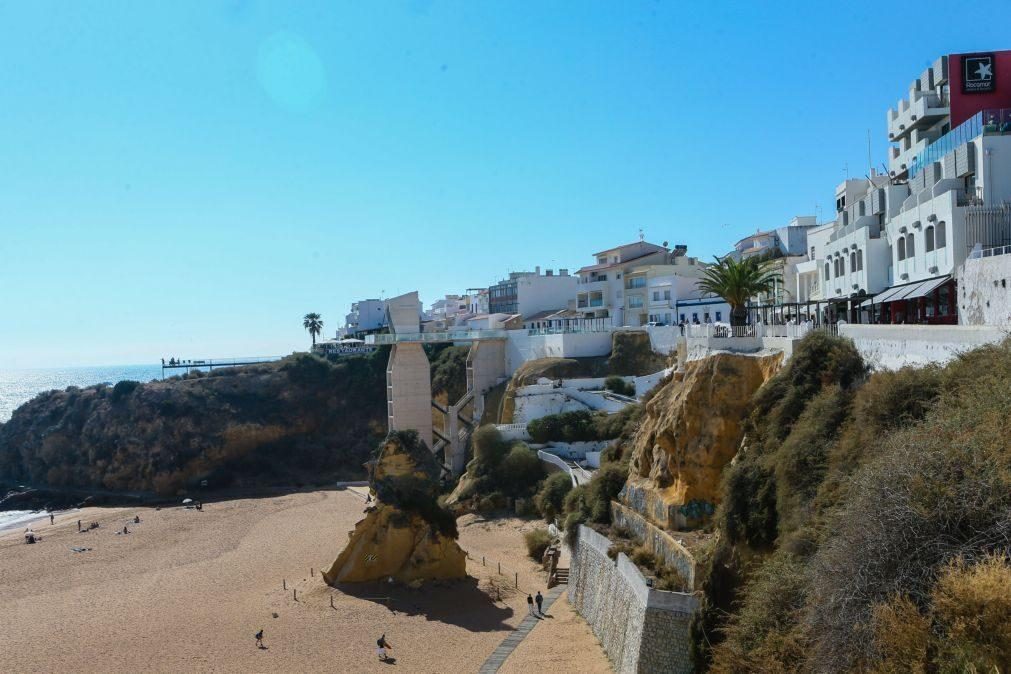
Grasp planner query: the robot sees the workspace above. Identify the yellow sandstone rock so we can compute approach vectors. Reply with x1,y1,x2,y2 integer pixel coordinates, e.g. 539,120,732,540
323,430,466,585
622,352,782,529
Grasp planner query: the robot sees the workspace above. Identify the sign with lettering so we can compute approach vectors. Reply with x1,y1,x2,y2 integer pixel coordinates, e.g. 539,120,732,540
963,53,996,93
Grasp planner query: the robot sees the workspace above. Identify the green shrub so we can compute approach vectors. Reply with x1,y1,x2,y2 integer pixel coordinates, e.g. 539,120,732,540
497,444,545,495
535,472,573,521
524,528,553,561
470,426,511,475
111,380,140,401
527,406,641,444
605,375,635,396
431,346,469,404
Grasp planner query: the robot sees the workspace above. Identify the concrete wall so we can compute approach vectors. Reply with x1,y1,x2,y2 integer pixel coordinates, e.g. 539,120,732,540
611,502,697,590
512,384,627,425
569,525,697,674
505,330,614,373
839,323,1007,369
958,252,1011,326
386,343,433,449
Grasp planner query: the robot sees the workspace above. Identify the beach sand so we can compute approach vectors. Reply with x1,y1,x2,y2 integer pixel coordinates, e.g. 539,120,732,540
0,489,610,673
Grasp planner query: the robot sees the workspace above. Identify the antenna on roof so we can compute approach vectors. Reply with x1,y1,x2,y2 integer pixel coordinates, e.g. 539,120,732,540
638,228,645,242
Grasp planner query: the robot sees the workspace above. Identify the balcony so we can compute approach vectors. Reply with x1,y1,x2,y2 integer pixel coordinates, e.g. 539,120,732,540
909,108,1011,177
888,89,949,142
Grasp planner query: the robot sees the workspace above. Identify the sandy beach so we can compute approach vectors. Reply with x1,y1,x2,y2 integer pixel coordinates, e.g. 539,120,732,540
0,488,610,673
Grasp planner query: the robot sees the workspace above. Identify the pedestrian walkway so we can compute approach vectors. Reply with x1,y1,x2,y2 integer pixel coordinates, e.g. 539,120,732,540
478,585,566,673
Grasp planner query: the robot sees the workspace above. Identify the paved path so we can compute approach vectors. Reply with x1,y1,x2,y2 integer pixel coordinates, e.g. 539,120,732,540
478,585,566,673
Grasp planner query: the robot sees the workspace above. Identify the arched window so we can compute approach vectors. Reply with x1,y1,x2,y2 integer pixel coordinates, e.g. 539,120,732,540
937,221,947,248
824,263,830,280
841,256,846,275
906,233,915,257
925,226,935,252
858,250,864,271
850,251,857,272
898,237,906,260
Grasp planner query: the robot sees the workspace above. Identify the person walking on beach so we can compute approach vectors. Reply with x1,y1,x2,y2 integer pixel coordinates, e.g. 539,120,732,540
255,630,265,649
50,513,54,525
535,591,544,616
77,519,81,532
376,633,392,661
527,594,535,617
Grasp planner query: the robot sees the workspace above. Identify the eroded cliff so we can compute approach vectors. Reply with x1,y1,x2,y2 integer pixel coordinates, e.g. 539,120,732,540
621,351,782,529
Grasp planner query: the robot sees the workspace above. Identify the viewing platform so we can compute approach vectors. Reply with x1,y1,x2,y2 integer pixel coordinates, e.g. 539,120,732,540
160,356,280,375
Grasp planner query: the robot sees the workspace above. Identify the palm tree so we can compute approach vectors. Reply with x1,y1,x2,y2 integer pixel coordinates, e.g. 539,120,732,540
697,256,780,326
303,312,324,346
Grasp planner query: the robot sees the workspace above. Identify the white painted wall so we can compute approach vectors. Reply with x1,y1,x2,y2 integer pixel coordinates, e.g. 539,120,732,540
958,252,1011,326
505,330,613,373
839,323,1008,369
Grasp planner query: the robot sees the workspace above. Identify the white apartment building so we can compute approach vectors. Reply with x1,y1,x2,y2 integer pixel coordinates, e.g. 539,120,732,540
575,241,672,326
799,51,1011,325
622,253,709,326
341,298,388,337
487,267,577,318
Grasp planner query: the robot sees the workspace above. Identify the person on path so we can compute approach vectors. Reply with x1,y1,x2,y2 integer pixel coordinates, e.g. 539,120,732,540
376,634,392,661
77,520,81,532
50,513,54,525
535,591,544,615
255,630,265,649
527,594,536,617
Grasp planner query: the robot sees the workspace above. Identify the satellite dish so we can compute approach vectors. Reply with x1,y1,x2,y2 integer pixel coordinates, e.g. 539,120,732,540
662,240,669,247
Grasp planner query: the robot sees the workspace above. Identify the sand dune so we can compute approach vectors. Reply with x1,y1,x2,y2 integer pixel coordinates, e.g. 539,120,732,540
0,489,609,673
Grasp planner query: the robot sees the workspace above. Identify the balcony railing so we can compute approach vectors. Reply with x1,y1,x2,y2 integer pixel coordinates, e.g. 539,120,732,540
367,330,508,344
910,108,1011,177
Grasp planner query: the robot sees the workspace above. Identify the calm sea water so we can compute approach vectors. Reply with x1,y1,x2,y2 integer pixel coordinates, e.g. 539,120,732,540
0,365,165,423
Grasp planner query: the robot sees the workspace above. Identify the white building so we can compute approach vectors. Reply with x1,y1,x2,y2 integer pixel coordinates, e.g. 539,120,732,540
488,267,577,318
341,298,388,337
623,254,710,326
575,241,675,326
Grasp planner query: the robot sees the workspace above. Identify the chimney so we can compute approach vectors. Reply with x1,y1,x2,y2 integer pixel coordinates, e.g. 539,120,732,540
535,266,541,275
560,268,569,276
546,269,554,276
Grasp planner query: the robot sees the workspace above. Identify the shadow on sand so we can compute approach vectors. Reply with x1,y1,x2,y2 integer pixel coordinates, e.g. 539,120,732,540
337,577,515,633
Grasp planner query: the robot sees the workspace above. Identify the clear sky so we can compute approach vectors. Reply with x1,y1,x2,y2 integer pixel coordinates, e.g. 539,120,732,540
2,1,1009,367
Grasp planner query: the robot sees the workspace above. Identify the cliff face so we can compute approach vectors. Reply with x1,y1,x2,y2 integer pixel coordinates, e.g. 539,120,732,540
324,431,465,584
0,353,388,495
621,352,782,529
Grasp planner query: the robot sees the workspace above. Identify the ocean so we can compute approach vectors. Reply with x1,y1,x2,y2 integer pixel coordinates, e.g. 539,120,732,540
0,364,165,423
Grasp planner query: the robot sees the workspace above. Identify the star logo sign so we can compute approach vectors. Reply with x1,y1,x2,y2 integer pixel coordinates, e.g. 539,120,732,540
963,54,997,93
976,61,993,81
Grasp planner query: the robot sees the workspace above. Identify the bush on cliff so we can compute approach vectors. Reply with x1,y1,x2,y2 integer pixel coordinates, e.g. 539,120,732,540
454,426,546,504
561,462,628,545
429,345,469,405
526,405,641,444
604,375,635,397
698,337,1011,673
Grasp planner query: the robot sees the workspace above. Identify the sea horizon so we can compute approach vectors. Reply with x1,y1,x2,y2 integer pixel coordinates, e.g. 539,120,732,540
0,364,165,423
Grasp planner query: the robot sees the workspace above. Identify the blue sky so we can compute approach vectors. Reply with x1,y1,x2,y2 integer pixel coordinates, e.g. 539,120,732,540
1,1,1008,367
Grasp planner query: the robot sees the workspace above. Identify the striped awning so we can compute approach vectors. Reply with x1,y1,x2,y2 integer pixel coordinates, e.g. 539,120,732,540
859,275,951,306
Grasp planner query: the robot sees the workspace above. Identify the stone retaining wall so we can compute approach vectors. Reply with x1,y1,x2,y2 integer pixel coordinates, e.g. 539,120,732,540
568,525,697,673
611,501,698,590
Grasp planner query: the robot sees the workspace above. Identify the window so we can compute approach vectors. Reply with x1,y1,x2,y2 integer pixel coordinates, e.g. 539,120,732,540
703,312,710,322
652,291,660,301
679,313,686,322
898,237,906,260
937,221,946,248
824,263,830,280
810,246,815,259
850,251,857,272
692,312,699,322
628,277,646,289
663,289,671,300
715,311,722,321
925,226,935,252
857,250,863,271
628,295,643,308
906,233,915,257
